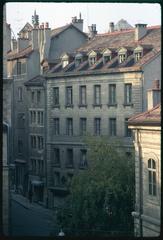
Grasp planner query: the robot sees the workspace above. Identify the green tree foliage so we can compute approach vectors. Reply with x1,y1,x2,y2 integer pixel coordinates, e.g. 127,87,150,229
56,136,135,236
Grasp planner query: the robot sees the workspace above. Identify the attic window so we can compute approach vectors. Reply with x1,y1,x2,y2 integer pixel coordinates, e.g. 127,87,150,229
102,49,112,64
61,54,69,68
75,53,83,67
119,54,126,63
134,46,143,62
88,50,97,66
62,59,69,68
118,48,127,63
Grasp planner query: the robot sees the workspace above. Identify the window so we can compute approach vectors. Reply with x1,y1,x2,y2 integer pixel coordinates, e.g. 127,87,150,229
148,159,157,196
94,118,101,136
89,56,96,66
30,111,36,124
31,135,36,149
31,159,36,174
103,55,111,64
18,138,23,154
79,86,87,106
80,118,87,135
18,87,23,101
109,118,116,136
124,84,132,104
109,84,116,105
66,118,73,136
54,172,60,186
62,60,69,68
38,111,44,125
125,118,132,137
38,136,44,150
53,87,59,106
37,90,41,103
53,148,60,165
135,52,142,62
31,91,35,103
119,54,126,63
54,118,60,135
17,62,21,75
79,150,87,168
17,113,25,128
38,160,44,175
66,86,73,106
94,85,101,105
66,149,73,167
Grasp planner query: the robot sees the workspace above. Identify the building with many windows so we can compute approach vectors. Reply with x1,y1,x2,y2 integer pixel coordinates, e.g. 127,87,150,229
38,23,160,208
128,81,161,237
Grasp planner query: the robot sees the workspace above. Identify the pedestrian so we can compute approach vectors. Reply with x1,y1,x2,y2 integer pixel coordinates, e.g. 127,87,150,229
28,188,33,203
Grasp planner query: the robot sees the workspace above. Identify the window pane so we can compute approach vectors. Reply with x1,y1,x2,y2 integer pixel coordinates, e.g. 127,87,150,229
80,118,87,135
53,87,59,105
109,118,116,136
94,85,101,105
94,118,101,135
109,84,116,104
80,86,86,105
125,84,132,104
66,87,73,105
67,118,73,136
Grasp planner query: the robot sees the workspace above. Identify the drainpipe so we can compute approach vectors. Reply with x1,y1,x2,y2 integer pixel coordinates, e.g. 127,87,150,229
137,129,143,236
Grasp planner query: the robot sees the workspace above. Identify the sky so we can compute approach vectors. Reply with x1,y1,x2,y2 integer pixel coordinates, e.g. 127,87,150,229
6,2,161,37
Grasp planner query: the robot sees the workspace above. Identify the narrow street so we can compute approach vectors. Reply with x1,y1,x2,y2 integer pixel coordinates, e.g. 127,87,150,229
10,195,58,236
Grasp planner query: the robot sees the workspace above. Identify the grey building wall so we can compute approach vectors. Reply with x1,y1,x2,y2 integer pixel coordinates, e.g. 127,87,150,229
49,27,87,61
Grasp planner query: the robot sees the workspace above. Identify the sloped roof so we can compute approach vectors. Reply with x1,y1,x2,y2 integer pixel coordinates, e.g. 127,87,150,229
128,104,161,126
7,46,34,60
51,23,87,38
46,25,160,76
24,75,45,86
19,22,33,33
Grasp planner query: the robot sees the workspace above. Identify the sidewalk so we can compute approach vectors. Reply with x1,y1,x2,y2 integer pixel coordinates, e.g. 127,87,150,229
11,191,54,217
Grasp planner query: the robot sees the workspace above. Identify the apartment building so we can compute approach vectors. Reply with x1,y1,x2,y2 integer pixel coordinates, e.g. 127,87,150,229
6,11,88,198
128,82,161,237
43,23,161,208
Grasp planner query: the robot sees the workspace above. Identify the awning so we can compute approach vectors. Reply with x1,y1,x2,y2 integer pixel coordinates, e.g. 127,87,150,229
31,180,44,186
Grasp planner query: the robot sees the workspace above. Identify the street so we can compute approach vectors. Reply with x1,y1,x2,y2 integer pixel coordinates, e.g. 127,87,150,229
11,199,56,236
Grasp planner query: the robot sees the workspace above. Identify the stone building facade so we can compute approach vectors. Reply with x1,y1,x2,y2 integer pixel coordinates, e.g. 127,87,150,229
128,83,161,237
6,12,88,199
42,24,161,208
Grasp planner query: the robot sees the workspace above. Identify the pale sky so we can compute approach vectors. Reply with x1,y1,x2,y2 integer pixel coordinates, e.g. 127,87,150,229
6,2,161,37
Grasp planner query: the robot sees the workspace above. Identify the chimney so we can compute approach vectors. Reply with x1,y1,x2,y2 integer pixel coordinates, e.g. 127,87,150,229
135,23,147,41
17,38,30,51
71,13,84,31
11,38,17,51
109,22,114,32
147,79,160,110
31,28,39,50
88,24,97,39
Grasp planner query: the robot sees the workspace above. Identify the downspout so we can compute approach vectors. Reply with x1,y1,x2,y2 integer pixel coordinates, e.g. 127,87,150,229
137,129,143,236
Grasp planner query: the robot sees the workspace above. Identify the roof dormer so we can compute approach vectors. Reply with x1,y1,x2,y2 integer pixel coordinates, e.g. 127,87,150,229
88,50,97,66
134,45,143,62
75,53,83,67
102,48,112,64
118,47,127,63
61,53,69,68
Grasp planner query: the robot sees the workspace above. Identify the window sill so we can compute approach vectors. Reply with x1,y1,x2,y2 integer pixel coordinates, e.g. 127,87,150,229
53,105,60,109
93,104,102,108
65,104,74,108
107,103,117,107
66,165,74,169
123,103,134,107
78,104,87,108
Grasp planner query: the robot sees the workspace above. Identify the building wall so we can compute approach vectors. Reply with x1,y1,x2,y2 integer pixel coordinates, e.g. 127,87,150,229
49,27,87,61
143,54,161,111
46,71,143,207
132,126,161,236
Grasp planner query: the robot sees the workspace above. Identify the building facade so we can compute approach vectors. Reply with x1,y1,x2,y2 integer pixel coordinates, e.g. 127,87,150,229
128,82,161,237
43,24,161,208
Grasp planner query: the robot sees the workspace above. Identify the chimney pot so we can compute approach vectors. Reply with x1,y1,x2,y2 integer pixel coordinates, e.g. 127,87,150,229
45,22,49,28
152,79,160,89
109,22,114,32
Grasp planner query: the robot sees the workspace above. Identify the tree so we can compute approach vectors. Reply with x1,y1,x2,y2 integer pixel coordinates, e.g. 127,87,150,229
56,136,135,236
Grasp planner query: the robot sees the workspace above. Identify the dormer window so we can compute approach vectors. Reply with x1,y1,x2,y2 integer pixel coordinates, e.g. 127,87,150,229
61,53,69,68
102,49,112,64
134,46,143,62
75,53,83,67
118,47,127,63
88,50,97,66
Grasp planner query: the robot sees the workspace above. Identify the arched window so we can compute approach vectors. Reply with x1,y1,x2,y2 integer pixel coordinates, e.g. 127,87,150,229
148,159,157,196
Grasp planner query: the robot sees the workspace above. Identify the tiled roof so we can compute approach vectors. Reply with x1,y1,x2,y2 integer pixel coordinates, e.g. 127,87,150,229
24,75,45,86
47,25,160,75
128,104,161,126
7,46,34,60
